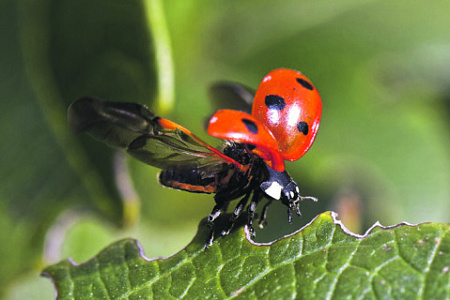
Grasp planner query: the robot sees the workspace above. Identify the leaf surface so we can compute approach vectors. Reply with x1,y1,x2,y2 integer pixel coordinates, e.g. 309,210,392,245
43,212,450,299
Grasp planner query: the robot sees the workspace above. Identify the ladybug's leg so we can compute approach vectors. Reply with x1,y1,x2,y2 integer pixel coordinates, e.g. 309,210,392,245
281,197,301,223
246,189,263,238
221,192,251,236
258,200,272,229
283,196,317,224
288,196,317,223
206,198,229,248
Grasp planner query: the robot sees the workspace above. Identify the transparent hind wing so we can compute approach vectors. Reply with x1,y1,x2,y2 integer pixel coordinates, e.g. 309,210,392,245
209,82,255,114
68,97,238,170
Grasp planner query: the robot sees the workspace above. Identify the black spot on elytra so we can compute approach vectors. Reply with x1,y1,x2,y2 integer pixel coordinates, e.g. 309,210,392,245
296,78,314,90
297,121,309,135
242,119,258,134
265,95,286,110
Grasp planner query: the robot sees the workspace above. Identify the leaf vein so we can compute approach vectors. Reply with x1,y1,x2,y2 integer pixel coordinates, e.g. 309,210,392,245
392,234,425,276
96,257,112,300
179,275,196,298
215,247,228,298
417,232,444,298
325,226,357,300
117,244,135,300
290,262,297,300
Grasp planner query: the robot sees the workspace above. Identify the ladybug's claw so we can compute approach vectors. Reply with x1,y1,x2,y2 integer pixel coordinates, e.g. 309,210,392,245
258,219,268,229
221,221,234,236
247,224,256,238
205,230,214,249
206,200,230,247
246,190,262,239
294,202,302,217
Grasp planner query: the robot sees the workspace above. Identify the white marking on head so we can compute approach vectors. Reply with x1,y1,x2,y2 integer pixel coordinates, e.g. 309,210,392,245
289,191,295,199
295,186,300,193
263,181,282,200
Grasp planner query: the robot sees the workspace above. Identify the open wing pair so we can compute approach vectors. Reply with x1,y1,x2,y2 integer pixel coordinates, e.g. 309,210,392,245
68,96,241,174
68,80,280,186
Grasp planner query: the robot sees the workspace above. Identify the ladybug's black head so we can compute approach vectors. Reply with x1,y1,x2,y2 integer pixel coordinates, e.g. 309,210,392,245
259,165,300,202
282,181,300,201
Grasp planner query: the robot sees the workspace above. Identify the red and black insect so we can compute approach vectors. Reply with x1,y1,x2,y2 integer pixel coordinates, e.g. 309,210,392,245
68,69,322,246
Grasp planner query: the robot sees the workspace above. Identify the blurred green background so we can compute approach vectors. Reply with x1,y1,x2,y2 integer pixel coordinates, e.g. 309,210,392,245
1,0,449,298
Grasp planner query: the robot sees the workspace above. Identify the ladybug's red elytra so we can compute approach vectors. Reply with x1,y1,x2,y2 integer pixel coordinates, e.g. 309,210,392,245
252,69,322,161
207,109,285,172
68,68,322,247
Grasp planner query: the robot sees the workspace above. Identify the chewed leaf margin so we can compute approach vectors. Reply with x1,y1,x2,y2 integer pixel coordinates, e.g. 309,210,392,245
42,212,450,299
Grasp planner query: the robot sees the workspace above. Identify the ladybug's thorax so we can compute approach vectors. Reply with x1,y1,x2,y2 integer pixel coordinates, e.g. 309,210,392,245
259,165,299,201
214,143,269,199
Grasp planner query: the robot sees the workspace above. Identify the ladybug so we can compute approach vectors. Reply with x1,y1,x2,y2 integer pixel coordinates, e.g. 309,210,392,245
68,68,322,246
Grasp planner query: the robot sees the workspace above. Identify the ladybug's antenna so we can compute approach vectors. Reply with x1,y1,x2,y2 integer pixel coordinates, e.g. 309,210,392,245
300,196,319,202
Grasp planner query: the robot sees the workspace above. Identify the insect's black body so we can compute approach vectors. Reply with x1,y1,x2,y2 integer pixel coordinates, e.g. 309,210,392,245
68,96,314,247
157,143,264,194
157,141,271,243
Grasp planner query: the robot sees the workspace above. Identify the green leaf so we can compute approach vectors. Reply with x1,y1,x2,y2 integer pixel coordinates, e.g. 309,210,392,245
43,212,450,299
17,0,160,224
